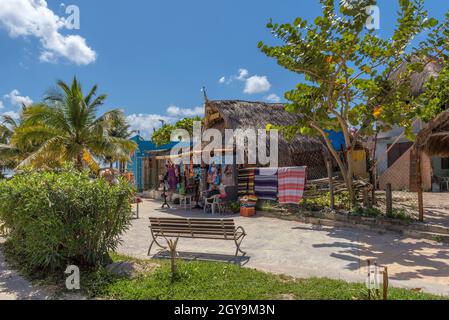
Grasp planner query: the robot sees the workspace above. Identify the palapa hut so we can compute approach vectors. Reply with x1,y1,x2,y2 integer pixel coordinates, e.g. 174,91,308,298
203,100,328,180
376,57,448,191
415,108,449,159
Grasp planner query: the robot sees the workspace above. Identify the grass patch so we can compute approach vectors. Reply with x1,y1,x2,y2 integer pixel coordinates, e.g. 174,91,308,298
79,254,444,300
2,247,444,300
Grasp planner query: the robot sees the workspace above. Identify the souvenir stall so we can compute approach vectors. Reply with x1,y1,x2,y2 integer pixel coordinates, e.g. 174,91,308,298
155,155,202,208
236,166,308,217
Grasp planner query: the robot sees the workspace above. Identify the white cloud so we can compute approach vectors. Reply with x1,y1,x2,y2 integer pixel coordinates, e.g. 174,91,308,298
0,101,4,110
236,68,249,80
265,93,281,103
126,114,172,140
4,90,33,107
0,0,96,65
166,105,204,118
1,111,20,120
244,75,271,94
219,68,272,95
126,104,204,140
4,89,33,107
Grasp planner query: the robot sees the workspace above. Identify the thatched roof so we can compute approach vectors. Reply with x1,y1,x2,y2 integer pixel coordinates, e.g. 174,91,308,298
415,109,449,157
390,56,443,97
204,100,327,174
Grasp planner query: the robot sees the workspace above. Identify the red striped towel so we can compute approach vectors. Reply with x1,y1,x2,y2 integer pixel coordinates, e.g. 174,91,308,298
278,167,307,204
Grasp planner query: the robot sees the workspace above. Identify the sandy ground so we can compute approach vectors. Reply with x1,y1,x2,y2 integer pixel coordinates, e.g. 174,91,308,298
0,239,50,300
117,199,449,296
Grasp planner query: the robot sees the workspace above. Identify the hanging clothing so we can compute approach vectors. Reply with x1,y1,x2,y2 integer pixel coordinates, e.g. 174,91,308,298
238,167,255,196
167,165,178,190
222,165,234,187
254,167,278,201
189,158,194,178
278,167,307,204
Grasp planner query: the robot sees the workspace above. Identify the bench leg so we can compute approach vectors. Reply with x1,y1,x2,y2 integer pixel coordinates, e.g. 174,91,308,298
234,234,247,259
148,232,167,256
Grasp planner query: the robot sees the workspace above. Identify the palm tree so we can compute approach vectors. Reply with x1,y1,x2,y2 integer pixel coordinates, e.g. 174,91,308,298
104,112,136,170
13,77,136,171
0,105,36,171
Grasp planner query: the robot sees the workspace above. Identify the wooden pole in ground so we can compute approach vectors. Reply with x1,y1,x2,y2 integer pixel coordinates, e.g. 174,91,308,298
386,183,392,216
382,266,389,301
416,147,424,222
326,157,335,210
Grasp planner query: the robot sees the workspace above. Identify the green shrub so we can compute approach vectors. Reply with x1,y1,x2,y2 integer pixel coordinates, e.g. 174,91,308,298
351,206,383,218
228,201,241,213
0,168,134,272
387,208,414,222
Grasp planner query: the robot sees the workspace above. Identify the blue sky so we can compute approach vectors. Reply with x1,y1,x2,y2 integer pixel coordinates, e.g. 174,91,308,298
0,0,448,138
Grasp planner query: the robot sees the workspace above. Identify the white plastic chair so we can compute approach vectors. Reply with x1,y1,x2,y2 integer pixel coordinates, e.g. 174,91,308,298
204,194,223,214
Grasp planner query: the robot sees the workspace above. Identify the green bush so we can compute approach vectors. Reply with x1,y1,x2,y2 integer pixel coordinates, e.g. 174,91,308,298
0,168,134,272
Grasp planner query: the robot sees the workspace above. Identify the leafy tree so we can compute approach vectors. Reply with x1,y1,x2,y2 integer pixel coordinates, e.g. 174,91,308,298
259,0,440,204
152,116,202,146
12,77,137,171
414,12,449,118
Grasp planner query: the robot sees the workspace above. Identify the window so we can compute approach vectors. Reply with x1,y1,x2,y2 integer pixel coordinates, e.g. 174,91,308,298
387,142,413,168
442,158,449,170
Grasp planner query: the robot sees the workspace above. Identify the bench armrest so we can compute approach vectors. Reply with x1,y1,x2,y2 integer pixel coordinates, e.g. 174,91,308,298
234,226,247,239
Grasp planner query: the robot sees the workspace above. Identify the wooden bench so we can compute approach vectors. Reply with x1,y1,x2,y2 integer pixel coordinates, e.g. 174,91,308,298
148,217,247,258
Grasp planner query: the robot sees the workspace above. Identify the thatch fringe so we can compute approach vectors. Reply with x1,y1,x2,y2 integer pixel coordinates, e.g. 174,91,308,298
415,109,449,157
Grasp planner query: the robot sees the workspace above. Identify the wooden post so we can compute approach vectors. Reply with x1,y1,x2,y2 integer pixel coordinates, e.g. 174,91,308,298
326,157,335,210
363,188,370,208
416,147,424,222
386,183,392,216
382,266,389,301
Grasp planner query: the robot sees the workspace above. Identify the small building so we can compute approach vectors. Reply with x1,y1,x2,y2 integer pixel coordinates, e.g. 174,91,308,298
375,58,448,191
203,99,329,179
416,109,449,191
127,135,178,192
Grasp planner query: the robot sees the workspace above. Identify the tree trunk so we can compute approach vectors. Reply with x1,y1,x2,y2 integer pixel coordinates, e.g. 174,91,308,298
310,122,356,207
76,153,83,171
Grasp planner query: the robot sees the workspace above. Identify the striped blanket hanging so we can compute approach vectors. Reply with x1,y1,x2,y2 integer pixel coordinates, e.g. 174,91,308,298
278,167,307,205
238,167,255,196
254,167,278,201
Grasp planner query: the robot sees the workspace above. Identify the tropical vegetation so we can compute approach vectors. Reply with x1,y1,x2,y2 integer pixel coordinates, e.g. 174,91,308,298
259,0,448,204
152,116,202,146
0,167,134,272
0,77,137,173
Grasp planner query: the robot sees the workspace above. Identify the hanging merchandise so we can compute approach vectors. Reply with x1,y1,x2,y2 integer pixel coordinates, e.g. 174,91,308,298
254,167,278,201
278,166,307,204
190,158,194,178
238,167,255,196
222,165,234,187
167,162,178,191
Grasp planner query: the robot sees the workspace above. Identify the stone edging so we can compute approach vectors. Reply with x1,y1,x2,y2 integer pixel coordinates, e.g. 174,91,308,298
257,210,449,243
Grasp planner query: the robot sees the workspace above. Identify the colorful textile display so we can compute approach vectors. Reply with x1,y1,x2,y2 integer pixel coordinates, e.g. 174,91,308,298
254,167,278,201
278,166,307,204
239,195,258,208
238,167,255,196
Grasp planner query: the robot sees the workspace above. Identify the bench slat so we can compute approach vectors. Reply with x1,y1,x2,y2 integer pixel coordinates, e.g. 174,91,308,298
149,217,239,241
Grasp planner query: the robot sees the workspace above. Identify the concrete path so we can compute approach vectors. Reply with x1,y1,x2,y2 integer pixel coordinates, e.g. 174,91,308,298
118,199,449,296
0,240,50,300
